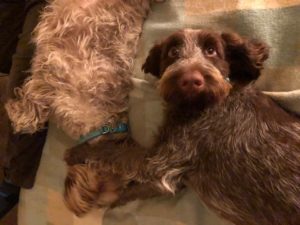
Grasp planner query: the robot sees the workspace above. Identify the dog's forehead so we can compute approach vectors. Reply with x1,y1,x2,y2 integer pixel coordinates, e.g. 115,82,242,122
182,29,202,48
163,29,221,47
184,29,222,43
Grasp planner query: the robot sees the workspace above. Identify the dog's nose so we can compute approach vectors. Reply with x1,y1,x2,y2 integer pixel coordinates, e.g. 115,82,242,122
178,71,204,94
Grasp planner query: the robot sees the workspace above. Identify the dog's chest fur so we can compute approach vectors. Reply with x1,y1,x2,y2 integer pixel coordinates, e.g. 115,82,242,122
160,86,300,224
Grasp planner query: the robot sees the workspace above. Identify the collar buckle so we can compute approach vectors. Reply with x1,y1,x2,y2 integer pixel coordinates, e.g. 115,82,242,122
79,122,128,144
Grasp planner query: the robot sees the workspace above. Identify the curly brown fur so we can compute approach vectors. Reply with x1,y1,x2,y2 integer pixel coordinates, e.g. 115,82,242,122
65,138,174,206
3,0,159,217
64,164,124,216
67,29,300,225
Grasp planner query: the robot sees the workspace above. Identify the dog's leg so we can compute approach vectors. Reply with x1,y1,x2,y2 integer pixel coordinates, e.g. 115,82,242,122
65,139,186,195
64,139,147,180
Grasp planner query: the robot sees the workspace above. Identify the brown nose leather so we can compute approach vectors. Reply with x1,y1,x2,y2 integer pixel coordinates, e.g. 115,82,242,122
178,70,204,94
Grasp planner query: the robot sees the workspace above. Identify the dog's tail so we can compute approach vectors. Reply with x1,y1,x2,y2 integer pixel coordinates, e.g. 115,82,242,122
64,164,121,217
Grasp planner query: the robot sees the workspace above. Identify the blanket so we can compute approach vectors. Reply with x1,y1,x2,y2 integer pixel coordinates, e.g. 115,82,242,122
18,1,300,225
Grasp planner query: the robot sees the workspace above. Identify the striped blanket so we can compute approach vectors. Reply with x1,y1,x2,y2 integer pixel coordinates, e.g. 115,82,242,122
19,1,300,225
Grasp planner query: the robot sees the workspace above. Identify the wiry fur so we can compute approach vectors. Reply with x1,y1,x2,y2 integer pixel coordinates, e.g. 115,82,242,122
64,164,122,216
66,29,300,225
4,0,157,217
5,0,151,138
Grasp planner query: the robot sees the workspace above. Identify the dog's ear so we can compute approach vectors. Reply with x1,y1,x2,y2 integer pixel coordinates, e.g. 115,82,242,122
142,43,162,77
221,32,269,85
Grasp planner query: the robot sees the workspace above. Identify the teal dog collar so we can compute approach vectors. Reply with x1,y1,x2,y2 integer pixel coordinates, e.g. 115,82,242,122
79,122,128,144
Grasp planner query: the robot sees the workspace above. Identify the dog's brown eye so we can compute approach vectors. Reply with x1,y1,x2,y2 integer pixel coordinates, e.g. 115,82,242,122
204,47,217,57
168,47,180,58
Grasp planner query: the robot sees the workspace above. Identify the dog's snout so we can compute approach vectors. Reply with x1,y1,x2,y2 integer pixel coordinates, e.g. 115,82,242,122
178,70,204,94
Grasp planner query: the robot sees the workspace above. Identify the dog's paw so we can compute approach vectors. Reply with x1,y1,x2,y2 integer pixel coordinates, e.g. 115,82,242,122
64,164,126,216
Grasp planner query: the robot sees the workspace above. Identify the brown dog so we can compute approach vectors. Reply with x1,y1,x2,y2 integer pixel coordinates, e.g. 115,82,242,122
66,29,300,225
